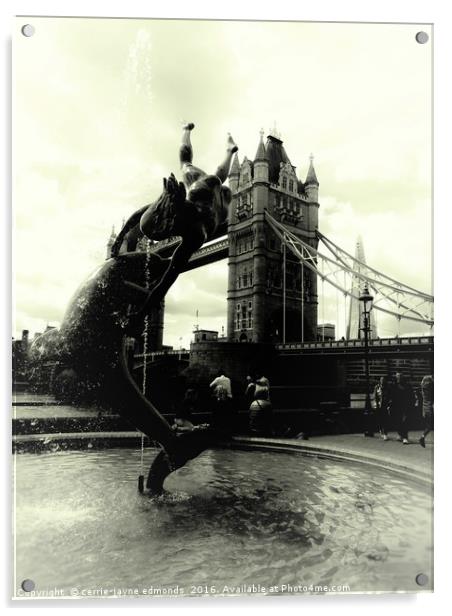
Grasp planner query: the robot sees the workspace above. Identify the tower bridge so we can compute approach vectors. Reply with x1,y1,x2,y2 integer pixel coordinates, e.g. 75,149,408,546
108,130,433,354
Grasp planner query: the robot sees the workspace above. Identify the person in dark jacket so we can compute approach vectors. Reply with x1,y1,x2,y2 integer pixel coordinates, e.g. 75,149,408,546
374,376,391,440
419,375,434,448
389,372,415,444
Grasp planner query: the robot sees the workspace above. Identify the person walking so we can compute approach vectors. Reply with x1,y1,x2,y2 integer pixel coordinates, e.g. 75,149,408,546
419,375,434,448
389,372,415,444
373,376,391,440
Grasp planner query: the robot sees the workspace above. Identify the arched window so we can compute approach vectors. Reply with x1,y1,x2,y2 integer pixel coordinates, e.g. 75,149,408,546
241,304,247,329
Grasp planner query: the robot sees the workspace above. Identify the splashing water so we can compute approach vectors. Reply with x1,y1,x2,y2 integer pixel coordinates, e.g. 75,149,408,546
120,28,153,123
139,238,153,478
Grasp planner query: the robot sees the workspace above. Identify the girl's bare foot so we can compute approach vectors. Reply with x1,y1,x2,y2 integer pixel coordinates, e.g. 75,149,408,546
227,133,238,154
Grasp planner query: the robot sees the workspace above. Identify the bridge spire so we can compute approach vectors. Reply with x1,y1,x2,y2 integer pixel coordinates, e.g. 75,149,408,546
228,152,240,193
269,121,282,140
305,153,319,186
254,129,267,162
229,151,240,175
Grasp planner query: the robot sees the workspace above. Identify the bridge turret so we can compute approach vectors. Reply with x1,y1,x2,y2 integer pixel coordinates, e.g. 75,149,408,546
228,152,240,194
304,154,319,203
253,130,269,183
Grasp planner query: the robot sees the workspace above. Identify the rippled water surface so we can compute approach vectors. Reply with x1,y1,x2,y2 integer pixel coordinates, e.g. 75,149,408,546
14,448,433,596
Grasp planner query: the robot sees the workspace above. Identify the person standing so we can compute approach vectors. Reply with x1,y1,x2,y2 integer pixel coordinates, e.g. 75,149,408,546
249,374,273,436
419,375,434,448
389,372,415,444
244,375,256,407
209,369,233,433
374,376,391,440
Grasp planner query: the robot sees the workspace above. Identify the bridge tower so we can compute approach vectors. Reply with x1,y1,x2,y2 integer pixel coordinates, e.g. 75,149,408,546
227,130,320,343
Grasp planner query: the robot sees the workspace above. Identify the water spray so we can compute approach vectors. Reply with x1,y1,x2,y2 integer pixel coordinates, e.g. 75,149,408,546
138,238,152,493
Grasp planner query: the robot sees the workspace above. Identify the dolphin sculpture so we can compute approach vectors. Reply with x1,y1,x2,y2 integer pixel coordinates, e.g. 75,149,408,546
58,250,217,495
56,125,238,493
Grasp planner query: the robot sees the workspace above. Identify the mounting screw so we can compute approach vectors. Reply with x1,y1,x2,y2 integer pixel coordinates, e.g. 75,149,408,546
21,579,35,592
415,573,429,586
21,24,35,37
415,31,429,44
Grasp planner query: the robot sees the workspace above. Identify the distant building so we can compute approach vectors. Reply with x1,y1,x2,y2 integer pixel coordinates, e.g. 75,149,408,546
317,323,335,341
346,236,378,340
12,329,30,386
193,329,219,343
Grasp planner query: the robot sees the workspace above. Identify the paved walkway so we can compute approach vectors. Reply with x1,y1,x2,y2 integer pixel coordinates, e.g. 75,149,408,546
232,431,433,484
12,395,433,483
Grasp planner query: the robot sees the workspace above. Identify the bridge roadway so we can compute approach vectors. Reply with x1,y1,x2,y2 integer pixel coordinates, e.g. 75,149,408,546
275,335,433,356
148,232,229,271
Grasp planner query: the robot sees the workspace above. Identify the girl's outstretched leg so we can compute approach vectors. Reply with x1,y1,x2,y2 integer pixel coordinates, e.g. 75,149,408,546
215,133,238,182
179,122,195,166
180,122,205,188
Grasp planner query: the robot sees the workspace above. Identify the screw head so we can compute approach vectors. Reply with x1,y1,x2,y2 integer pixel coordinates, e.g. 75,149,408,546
415,31,429,44
21,579,35,592
415,573,429,586
21,24,35,37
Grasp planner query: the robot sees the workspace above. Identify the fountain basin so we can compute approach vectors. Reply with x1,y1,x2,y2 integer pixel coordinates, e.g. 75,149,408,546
13,444,433,597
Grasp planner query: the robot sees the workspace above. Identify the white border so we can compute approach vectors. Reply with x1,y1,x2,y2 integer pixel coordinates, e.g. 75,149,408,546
2,1,451,614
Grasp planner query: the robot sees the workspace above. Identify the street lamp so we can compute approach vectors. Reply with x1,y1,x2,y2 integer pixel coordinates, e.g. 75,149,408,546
359,284,374,437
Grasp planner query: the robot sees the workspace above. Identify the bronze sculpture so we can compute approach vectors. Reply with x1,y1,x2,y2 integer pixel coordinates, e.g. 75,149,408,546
111,123,237,315
54,124,238,494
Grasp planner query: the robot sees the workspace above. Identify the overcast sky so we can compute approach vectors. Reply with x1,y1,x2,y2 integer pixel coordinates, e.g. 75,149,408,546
13,17,432,347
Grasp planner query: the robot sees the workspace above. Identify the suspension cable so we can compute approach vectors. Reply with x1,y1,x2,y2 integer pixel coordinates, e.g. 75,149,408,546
301,257,304,343
321,260,325,341
265,212,433,327
283,234,287,344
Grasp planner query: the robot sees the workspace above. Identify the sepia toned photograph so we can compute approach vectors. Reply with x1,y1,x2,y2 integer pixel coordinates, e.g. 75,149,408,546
12,16,433,599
